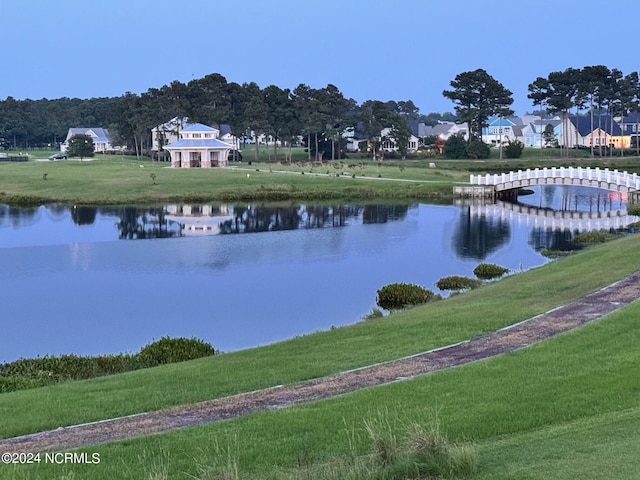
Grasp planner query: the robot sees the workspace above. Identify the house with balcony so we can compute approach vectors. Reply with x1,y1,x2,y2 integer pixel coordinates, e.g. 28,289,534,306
152,117,239,158
482,116,518,146
163,122,234,168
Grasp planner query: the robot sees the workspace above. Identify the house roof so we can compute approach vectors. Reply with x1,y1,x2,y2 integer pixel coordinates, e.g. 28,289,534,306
219,124,233,136
181,123,218,133
66,127,110,143
407,119,420,137
487,116,516,127
623,112,640,123
164,138,233,149
152,117,188,132
568,115,622,136
512,125,525,136
419,123,459,137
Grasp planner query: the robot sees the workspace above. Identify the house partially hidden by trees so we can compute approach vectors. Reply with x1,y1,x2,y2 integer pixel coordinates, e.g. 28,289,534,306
380,127,419,156
62,128,118,153
163,122,234,168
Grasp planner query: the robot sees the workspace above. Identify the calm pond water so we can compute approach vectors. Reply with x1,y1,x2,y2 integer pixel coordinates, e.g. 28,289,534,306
0,185,635,362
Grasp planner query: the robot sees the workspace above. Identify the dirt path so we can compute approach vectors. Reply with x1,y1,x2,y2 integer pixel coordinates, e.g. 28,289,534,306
3,272,640,453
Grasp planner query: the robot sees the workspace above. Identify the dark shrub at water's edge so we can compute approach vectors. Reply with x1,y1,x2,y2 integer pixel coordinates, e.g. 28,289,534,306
435,275,481,293
0,336,216,393
473,263,509,280
376,283,440,311
138,336,215,367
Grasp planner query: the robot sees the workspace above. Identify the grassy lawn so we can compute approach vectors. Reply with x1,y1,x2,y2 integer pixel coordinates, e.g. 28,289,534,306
1,149,639,205
0,154,456,204
1,234,640,479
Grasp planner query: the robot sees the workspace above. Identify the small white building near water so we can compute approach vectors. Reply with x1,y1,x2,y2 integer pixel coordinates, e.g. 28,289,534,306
163,122,233,168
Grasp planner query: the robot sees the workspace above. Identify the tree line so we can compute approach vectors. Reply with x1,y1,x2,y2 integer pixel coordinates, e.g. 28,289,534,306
2,65,637,158
0,73,454,159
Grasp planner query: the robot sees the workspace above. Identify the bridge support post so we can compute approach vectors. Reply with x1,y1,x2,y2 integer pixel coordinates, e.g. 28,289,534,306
497,189,519,201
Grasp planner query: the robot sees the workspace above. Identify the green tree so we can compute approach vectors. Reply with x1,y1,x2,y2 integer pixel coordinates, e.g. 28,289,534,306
66,133,94,160
321,84,352,160
358,100,392,159
292,83,322,161
503,139,524,158
442,69,513,141
243,83,269,164
542,124,558,147
528,68,579,155
263,85,297,163
443,134,467,159
466,137,490,159
186,73,230,126
388,113,413,159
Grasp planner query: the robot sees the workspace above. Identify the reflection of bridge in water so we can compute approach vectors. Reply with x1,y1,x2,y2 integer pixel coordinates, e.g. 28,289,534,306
458,199,639,232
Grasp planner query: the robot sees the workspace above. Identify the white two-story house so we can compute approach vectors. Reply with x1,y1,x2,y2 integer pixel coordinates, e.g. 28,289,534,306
163,122,234,168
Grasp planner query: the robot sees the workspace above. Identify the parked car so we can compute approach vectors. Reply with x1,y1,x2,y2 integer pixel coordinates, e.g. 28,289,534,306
48,153,67,160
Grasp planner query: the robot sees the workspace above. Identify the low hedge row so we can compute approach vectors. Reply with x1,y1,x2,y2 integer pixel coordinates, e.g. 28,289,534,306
0,336,215,393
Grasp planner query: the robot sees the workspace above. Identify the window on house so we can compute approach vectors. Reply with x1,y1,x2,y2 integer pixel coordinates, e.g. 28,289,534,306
192,133,201,138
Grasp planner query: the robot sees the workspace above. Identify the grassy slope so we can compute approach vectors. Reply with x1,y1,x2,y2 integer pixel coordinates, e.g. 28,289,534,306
1,235,640,479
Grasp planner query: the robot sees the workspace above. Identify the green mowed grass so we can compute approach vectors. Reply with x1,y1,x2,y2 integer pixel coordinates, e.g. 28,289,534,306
0,155,458,204
3,151,639,205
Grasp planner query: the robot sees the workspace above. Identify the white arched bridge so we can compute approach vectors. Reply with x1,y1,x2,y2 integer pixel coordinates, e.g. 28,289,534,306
467,167,640,201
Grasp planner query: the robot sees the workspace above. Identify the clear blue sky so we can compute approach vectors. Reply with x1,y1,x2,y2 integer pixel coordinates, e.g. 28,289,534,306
3,0,639,116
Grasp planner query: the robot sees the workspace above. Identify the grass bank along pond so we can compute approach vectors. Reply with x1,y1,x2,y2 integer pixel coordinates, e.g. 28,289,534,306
1,188,636,363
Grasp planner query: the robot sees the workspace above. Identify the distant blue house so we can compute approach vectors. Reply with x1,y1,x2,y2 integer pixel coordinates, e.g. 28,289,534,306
522,119,562,148
482,116,516,146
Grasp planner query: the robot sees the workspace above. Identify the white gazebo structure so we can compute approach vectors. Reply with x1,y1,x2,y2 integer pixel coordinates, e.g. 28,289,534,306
163,123,233,168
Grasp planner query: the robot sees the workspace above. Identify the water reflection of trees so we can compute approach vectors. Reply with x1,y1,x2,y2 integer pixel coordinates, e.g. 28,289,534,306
362,204,410,224
66,206,182,239
113,207,181,239
218,204,409,234
0,205,39,228
529,227,575,252
71,206,97,225
1,203,410,239
452,206,511,260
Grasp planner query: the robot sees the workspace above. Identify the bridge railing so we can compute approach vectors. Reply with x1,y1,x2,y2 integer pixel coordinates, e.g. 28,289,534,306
470,167,640,190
